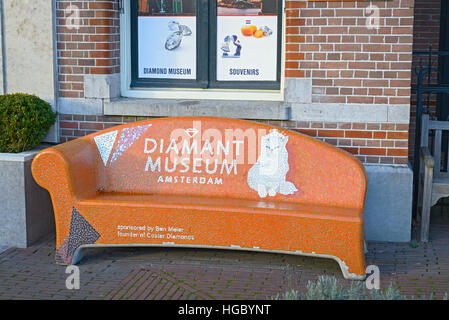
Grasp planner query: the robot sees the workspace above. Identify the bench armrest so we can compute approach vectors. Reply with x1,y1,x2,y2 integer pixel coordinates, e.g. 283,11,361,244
420,146,435,169
32,138,99,200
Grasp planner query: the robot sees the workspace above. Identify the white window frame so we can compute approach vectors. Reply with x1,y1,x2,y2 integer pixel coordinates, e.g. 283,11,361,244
119,0,286,101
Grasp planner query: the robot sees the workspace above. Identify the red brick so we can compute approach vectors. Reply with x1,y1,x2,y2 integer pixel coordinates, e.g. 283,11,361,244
345,131,373,139
360,148,387,156
317,130,345,138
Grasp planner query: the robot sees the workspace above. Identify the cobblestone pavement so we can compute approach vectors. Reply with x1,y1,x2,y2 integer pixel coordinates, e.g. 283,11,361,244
0,222,448,300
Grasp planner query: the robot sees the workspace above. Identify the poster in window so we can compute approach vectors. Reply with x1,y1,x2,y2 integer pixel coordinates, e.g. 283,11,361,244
138,0,197,80
216,0,279,82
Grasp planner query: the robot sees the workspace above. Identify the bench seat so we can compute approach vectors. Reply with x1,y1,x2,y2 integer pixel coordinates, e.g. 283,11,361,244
80,193,363,220
32,117,367,280
74,193,364,279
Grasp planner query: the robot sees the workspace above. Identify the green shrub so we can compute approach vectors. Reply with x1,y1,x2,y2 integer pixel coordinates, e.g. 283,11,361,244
0,93,57,153
271,275,406,300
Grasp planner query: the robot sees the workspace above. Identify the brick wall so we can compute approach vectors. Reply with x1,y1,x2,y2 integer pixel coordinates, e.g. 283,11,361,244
59,115,410,165
56,0,121,99
58,0,415,165
285,0,414,105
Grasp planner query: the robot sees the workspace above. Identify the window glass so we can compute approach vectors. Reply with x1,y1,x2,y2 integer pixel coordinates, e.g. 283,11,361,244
137,0,197,80
131,0,281,89
216,0,280,82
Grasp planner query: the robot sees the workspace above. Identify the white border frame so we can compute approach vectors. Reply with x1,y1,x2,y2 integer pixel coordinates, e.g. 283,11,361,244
120,0,286,101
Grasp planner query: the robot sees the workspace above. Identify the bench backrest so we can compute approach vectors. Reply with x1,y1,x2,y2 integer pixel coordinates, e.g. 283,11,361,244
421,113,449,179
85,117,366,209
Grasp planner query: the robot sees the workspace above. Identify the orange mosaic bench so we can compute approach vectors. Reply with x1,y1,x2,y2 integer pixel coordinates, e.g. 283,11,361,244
32,117,367,280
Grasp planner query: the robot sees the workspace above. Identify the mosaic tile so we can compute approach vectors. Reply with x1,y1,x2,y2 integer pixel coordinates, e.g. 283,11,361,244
66,207,101,260
248,129,299,198
110,124,152,165
94,130,118,166
55,237,70,264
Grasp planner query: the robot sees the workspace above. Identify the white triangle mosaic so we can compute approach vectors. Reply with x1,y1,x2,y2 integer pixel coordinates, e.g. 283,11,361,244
94,130,118,166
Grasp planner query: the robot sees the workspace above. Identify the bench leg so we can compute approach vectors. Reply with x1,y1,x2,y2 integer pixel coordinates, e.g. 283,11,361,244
335,254,366,281
294,239,366,280
337,262,366,281
420,165,433,242
70,248,85,265
55,207,101,265
292,250,365,280
417,176,423,218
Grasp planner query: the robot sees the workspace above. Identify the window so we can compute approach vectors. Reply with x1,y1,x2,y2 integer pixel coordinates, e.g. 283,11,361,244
131,0,282,90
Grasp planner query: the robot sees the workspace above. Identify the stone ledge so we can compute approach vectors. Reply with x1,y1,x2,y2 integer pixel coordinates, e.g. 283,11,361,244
0,145,53,162
105,97,410,124
291,103,410,124
104,97,291,120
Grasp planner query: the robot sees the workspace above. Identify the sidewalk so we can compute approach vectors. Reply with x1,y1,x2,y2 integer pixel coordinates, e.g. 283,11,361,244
0,223,448,300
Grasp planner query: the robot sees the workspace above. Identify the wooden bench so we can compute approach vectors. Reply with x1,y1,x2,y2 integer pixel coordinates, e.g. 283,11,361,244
418,114,449,242
32,117,367,280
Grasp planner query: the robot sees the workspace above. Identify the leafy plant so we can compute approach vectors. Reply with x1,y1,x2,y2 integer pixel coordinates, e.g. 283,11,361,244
271,275,406,300
409,240,420,248
0,93,57,153
409,292,448,300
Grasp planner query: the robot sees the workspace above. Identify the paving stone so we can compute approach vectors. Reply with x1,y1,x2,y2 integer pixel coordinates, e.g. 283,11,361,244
1,223,449,300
